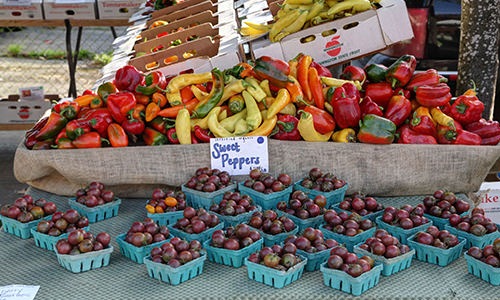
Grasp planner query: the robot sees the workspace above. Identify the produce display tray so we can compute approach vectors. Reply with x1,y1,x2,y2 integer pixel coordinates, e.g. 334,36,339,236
168,222,224,243
237,182,293,210
319,225,376,252
55,246,114,273
68,198,122,223
182,183,237,209
203,237,263,268
147,210,184,226
353,243,415,276
144,253,207,285
464,252,500,286
407,234,466,267
444,225,500,249
293,181,349,209
244,254,307,289
0,214,52,239
320,261,383,296
116,233,169,264
375,216,433,244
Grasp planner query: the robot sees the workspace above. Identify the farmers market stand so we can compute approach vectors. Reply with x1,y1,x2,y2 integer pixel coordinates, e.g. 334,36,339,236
0,188,497,300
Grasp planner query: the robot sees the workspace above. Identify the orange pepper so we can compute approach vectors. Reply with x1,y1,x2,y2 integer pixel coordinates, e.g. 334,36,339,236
308,67,325,109
297,54,313,101
131,103,145,120
74,94,99,107
152,92,167,108
157,98,199,118
146,102,160,122
135,93,151,106
286,76,305,105
89,96,104,109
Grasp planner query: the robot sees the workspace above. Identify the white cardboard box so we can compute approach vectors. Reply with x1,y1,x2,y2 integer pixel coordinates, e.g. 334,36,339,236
0,0,43,20
43,0,97,20
250,0,413,66
96,0,143,20
0,99,52,124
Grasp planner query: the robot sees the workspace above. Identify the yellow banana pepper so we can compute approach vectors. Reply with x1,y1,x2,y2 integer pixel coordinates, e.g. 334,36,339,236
233,119,250,136
298,111,332,142
175,108,192,144
246,111,278,136
165,72,212,94
220,109,247,132
207,107,234,138
321,76,362,90
243,91,262,131
267,88,291,119
279,103,297,115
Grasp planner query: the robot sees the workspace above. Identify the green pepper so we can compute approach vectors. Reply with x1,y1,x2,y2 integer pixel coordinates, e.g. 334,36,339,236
97,82,118,104
253,56,291,88
35,112,68,141
364,63,388,83
142,127,168,145
357,114,397,144
192,68,225,118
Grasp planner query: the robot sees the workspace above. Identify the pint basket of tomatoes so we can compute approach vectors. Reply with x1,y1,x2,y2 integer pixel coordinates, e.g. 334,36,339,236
68,182,121,223
145,189,187,226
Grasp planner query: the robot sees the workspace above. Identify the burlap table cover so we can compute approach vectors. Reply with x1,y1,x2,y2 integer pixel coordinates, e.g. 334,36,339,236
13,140,500,198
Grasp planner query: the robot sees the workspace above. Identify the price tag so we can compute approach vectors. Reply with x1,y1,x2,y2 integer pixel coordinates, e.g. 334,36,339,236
210,136,269,176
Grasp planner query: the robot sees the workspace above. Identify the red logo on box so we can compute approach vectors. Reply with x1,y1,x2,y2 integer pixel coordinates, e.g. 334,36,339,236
18,108,30,119
325,36,342,57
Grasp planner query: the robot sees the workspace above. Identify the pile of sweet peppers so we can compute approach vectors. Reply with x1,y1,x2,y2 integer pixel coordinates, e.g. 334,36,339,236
25,54,500,150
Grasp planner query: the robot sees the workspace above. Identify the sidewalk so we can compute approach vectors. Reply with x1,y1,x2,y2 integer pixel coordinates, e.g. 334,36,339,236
0,130,30,206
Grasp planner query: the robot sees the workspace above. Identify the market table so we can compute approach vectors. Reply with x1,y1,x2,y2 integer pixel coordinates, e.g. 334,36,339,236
0,19,130,98
0,187,496,300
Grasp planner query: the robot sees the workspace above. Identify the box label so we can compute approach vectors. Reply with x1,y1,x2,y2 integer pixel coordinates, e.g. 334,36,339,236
479,189,500,224
210,136,269,175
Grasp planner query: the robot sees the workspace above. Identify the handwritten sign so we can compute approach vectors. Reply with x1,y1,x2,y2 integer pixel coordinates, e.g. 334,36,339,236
479,182,500,224
0,285,39,300
210,136,269,176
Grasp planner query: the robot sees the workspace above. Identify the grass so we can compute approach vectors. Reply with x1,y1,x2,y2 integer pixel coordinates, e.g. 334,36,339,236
4,43,112,66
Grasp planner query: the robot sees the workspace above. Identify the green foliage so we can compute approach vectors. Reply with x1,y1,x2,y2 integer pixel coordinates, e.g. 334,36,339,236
7,44,23,56
92,52,113,66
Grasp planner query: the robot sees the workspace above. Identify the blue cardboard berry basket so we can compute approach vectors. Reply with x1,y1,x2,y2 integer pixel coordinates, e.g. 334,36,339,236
406,233,466,266
30,225,90,252
237,183,293,210
68,198,121,223
332,203,384,222
0,214,52,239
464,252,500,286
444,224,500,249
55,246,113,273
147,210,184,226
320,261,383,296
375,216,433,244
168,222,224,243
353,243,415,276
210,205,261,228
203,237,263,268
296,248,332,272
181,183,237,209
276,210,324,232
293,180,349,208
116,233,170,264
250,225,299,247
144,252,207,285
244,254,307,289
319,225,376,252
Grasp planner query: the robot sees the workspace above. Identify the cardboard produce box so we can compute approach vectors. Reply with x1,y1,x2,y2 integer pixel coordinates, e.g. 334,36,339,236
150,0,214,19
96,0,143,19
0,0,44,20
43,0,97,20
0,95,53,124
145,0,217,28
248,0,413,66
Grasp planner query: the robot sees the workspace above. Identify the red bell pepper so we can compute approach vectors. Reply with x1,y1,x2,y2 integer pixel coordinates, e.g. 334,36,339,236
480,134,500,145
149,116,174,135
340,65,366,85
454,129,482,145
56,137,76,149
393,87,411,100
52,101,80,120
363,82,393,109
79,108,114,138
32,139,54,150
35,112,68,141
253,56,291,88
270,114,302,141
357,114,397,144
415,83,452,108
302,105,336,134
385,54,417,88
383,92,412,127
193,125,213,143
329,83,361,129
436,121,462,144
409,108,437,137
65,119,91,140
166,127,180,144
135,71,168,96
107,123,129,147
405,69,448,92
113,65,145,92
72,132,105,148
397,124,437,144
25,116,49,149
465,118,500,138
449,94,485,126
107,92,137,124
54,130,68,144
310,61,332,78
122,110,146,135
360,96,383,118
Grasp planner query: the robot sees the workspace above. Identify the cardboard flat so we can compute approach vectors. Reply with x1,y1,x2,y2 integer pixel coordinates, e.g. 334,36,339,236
43,0,97,20
97,0,143,20
150,0,214,19
0,0,43,20
0,98,52,124
146,0,217,28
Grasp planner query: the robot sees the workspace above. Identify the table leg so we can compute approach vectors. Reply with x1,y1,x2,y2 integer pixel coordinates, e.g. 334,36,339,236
64,19,77,99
